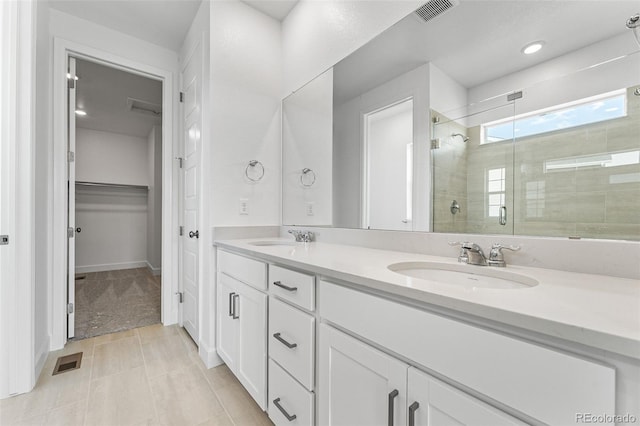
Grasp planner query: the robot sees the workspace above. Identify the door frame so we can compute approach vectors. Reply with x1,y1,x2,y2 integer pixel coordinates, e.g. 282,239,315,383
52,37,178,349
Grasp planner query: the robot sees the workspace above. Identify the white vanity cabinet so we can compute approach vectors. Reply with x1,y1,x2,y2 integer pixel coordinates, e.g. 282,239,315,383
319,324,407,426
319,324,524,426
216,251,268,410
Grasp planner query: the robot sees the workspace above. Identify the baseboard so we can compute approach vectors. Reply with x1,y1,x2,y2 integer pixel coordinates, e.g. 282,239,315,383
145,261,162,276
199,341,224,369
75,261,148,274
35,335,50,382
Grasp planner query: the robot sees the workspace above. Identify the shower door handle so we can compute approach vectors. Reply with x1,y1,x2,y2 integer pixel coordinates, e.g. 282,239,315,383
499,206,507,226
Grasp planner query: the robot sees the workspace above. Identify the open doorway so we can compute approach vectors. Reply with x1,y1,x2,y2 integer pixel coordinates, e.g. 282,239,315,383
68,57,163,340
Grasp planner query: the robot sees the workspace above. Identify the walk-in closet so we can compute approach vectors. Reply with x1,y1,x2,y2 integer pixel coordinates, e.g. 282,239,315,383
71,58,163,340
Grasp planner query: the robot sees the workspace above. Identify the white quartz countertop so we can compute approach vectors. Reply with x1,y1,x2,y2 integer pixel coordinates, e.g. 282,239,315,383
215,238,640,360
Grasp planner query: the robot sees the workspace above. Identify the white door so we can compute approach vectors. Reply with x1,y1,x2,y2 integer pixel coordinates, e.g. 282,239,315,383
216,273,238,369
319,324,407,426
180,42,202,342
407,367,525,426
235,280,267,410
363,99,414,231
67,56,77,339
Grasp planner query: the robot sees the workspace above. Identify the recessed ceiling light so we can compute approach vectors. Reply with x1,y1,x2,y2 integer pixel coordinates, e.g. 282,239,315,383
522,41,545,55
75,110,87,116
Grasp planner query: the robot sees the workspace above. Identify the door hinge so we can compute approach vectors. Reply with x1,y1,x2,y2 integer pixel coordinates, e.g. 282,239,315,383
179,226,184,236
507,91,523,102
67,227,75,238
0,235,8,245
430,138,441,150
177,292,184,303
176,157,184,168
179,92,184,103
67,151,75,163
67,303,74,314
68,79,75,89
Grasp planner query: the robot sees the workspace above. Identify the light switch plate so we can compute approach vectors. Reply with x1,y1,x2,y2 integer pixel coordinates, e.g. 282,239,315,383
306,202,314,216
239,198,249,215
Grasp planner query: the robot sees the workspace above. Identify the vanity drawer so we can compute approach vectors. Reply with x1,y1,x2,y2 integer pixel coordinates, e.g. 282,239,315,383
269,265,315,311
218,250,266,291
269,297,315,390
268,359,314,426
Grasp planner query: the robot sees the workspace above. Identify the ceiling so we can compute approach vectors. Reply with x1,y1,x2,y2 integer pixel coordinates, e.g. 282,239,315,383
333,1,640,105
75,58,162,138
243,0,299,21
49,0,202,51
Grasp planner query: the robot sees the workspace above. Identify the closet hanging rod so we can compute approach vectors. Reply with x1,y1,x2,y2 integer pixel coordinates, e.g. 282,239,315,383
75,181,149,190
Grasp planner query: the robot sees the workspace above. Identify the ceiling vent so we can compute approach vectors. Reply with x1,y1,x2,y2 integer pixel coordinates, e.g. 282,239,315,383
414,0,459,23
126,97,162,117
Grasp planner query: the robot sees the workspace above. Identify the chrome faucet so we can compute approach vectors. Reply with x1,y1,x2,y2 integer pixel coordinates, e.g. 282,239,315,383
487,244,520,267
288,229,314,243
449,242,520,267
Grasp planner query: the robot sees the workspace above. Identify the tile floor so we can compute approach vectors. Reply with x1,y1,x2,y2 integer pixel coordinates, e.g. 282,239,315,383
0,325,273,426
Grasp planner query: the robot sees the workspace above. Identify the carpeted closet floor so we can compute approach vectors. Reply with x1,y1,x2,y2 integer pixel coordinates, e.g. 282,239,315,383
74,268,161,340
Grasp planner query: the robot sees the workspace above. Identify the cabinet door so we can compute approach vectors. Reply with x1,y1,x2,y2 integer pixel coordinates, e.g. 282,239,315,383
407,368,525,426
216,273,237,370
319,324,407,426
236,280,268,410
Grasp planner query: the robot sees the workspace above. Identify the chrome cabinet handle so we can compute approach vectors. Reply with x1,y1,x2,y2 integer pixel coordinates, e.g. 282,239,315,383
232,294,239,319
273,332,297,349
499,206,507,226
189,230,199,238
228,292,235,317
388,389,399,426
273,398,297,421
273,281,297,292
409,401,419,426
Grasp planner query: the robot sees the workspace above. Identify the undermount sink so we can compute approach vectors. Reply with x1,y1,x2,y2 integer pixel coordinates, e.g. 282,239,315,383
248,240,297,247
388,261,538,290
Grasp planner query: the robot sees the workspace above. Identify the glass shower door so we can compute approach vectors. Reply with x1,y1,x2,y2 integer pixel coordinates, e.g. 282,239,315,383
431,97,516,235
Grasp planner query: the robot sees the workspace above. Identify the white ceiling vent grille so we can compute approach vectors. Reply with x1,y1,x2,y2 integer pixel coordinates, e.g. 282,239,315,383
126,97,162,117
414,0,459,22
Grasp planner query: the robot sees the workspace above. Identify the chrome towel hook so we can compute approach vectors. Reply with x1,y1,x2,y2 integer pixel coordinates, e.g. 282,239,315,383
245,160,265,182
300,168,316,187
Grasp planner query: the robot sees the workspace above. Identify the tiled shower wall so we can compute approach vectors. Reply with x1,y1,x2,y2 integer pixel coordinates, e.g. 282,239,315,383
433,86,640,240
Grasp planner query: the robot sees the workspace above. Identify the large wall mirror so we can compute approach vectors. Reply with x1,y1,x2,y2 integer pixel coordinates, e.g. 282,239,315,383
282,1,640,240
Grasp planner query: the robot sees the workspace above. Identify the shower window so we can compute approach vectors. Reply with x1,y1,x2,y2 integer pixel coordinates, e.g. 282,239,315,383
482,90,627,144
486,167,506,217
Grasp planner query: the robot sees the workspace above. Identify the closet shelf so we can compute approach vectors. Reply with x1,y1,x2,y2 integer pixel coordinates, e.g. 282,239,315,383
75,181,149,190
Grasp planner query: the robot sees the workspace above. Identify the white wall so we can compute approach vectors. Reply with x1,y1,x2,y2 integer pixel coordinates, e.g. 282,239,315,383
147,126,162,273
210,0,282,227
282,69,333,226
282,0,424,95
75,187,148,272
75,128,149,186
74,128,151,272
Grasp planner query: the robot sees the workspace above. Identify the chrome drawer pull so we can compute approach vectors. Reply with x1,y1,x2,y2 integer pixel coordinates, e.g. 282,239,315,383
273,281,298,292
273,398,297,421
273,332,297,349
409,401,419,426
388,389,399,426
232,294,239,319
228,292,235,317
